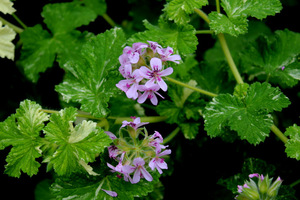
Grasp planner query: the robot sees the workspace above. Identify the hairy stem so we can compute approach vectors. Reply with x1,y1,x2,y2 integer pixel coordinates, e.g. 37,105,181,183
166,77,218,97
163,127,181,144
270,124,288,144
216,0,221,13
194,8,210,24
196,30,214,34
217,33,244,84
0,16,23,33
102,13,117,27
12,14,27,29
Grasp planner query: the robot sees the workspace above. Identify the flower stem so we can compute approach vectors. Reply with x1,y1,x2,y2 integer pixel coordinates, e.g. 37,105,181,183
215,0,221,13
290,178,300,188
194,8,210,24
102,13,117,27
12,13,27,29
0,16,23,34
163,127,180,144
217,33,244,84
270,124,288,144
196,30,214,34
166,77,218,97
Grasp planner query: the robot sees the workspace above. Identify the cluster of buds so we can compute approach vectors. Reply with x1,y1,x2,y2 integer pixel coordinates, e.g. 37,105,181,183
106,117,171,184
235,173,283,200
116,41,181,105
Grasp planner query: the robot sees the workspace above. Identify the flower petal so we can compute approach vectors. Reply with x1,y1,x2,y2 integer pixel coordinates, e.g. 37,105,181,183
132,168,141,183
159,67,173,77
137,91,148,104
140,167,153,182
157,78,168,91
101,189,118,197
150,57,162,71
139,66,152,79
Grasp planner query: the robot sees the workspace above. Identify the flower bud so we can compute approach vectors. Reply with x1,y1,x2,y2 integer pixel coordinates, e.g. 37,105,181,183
242,187,260,200
267,177,282,197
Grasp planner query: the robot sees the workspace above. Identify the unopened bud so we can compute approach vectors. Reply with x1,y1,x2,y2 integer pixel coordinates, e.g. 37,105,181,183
267,177,282,197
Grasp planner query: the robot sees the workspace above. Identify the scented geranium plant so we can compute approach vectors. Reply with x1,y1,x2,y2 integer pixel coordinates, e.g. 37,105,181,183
1,0,300,199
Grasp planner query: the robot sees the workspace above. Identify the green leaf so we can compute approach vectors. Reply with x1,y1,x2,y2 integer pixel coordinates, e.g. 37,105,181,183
128,17,198,56
164,0,208,24
208,12,248,37
51,173,160,200
179,123,200,139
19,2,97,82
55,27,126,117
77,0,107,16
284,124,300,160
221,0,282,19
0,100,49,177
42,1,97,34
43,107,112,176
203,82,290,144
209,0,282,36
0,21,16,60
241,29,300,87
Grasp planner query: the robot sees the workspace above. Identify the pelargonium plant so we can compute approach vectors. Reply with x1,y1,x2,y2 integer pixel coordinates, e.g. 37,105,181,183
1,0,300,199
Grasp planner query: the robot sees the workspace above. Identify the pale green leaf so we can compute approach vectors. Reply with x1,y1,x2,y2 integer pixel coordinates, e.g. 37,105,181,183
43,107,111,176
0,0,16,14
0,21,16,60
0,100,49,177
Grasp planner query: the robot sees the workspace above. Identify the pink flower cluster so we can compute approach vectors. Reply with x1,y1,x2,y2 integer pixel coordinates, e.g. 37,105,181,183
116,41,181,105
106,117,171,184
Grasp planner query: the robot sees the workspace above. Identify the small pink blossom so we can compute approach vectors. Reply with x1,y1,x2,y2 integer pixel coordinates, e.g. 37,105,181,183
132,157,153,183
123,43,148,64
137,84,164,105
149,149,171,174
121,117,149,130
139,57,173,91
147,41,162,53
157,47,181,64
149,131,167,153
105,131,117,140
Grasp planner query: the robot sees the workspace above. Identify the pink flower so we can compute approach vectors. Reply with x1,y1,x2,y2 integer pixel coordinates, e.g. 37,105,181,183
157,46,181,64
137,84,164,105
122,43,148,64
132,157,153,183
116,69,143,100
139,57,173,91
105,131,117,140
149,131,167,153
121,116,149,129
107,145,120,159
147,41,162,53
149,149,171,174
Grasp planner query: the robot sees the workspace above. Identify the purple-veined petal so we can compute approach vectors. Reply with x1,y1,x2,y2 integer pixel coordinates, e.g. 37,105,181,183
156,158,168,170
140,167,153,182
158,149,171,156
139,66,152,79
126,83,139,99
132,168,141,183
167,54,181,63
149,92,158,105
137,91,149,104
133,157,145,166
159,67,173,77
124,64,132,78
157,78,168,91
105,131,117,140
145,78,156,88
150,57,162,71
101,189,118,197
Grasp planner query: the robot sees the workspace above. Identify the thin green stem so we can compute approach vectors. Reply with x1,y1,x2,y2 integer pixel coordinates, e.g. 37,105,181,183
163,127,180,144
0,16,23,34
290,178,300,188
102,13,117,27
194,8,210,24
12,14,27,29
112,116,168,125
270,124,288,144
166,77,218,97
217,33,244,84
196,30,214,34
216,0,221,13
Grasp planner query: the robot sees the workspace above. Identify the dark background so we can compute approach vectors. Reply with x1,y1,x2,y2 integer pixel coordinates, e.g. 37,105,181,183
1,0,300,199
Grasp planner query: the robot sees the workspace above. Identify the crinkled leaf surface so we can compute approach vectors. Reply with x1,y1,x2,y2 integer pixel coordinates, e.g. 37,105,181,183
43,107,111,176
164,0,208,24
284,124,300,160
241,29,300,87
55,27,126,117
51,172,160,200
209,0,282,36
0,21,16,60
0,0,16,14
0,100,49,177
128,17,197,56
19,1,97,82
203,82,290,144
